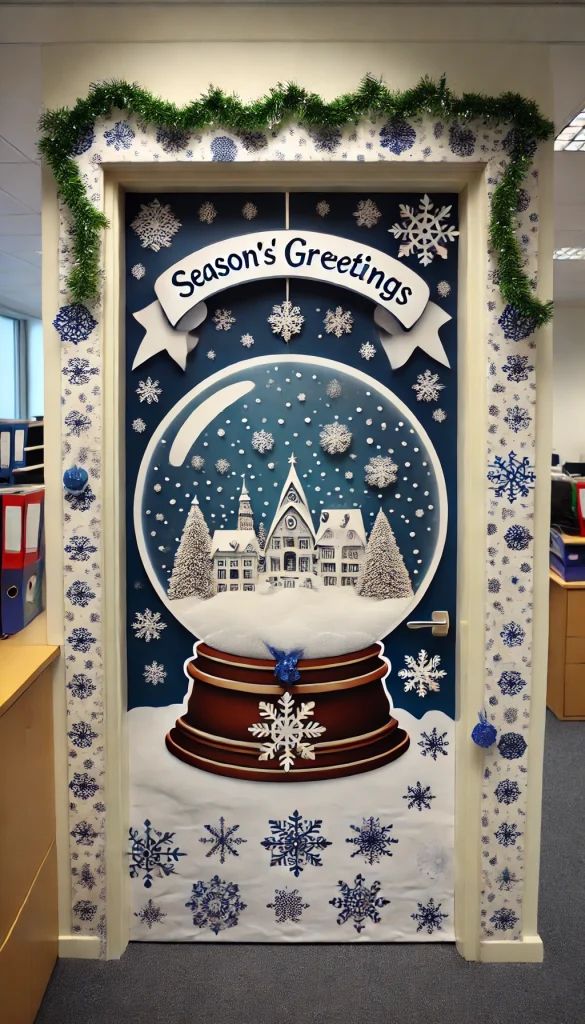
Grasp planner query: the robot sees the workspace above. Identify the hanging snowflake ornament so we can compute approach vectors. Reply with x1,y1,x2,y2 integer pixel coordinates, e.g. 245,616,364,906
389,194,459,266
359,341,376,361
267,299,305,343
198,201,217,224
320,422,352,455
132,609,167,643
412,369,444,402
398,650,447,698
353,198,382,228
364,455,398,489
323,306,353,338
212,308,236,331
131,198,181,252
251,430,275,454
248,691,326,771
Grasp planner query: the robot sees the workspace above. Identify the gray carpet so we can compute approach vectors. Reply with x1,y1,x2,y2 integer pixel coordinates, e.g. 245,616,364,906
36,711,585,1024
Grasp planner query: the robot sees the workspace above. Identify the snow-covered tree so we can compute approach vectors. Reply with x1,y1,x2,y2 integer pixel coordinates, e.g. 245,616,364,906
257,522,267,550
167,497,213,601
356,509,413,600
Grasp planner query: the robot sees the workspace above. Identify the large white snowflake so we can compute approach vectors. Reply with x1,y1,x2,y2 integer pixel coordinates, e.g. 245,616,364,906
198,201,217,224
132,609,167,643
353,198,382,228
389,194,459,266
213,309,235,331
131,199,181,252
267,300,304,342
248,692,326,772
398,650,447,698
324,306,353,338
320,421,352,455
364,455,398,488
412,369,444,403
143,661,167,685
136,377,162,404
251,429,275,454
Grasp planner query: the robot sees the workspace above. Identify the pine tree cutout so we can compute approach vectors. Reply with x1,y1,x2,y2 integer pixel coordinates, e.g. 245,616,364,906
167,497,214,600
356,509,413,600
257,522,267,550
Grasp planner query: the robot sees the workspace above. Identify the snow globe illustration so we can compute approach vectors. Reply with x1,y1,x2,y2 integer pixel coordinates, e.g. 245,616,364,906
134,354,446,782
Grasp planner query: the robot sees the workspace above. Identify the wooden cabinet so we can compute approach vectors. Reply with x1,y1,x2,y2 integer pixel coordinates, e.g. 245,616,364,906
547,572,585,719
0,644,59,1024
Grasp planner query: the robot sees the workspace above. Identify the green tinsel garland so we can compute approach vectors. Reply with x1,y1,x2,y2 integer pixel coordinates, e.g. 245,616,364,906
39,74,554,325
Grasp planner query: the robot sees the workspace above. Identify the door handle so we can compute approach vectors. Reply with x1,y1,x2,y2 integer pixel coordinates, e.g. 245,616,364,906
406,610,449,637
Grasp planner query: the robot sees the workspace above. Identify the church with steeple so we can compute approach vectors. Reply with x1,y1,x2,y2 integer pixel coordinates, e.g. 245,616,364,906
264,453,317,588
210,475,261,593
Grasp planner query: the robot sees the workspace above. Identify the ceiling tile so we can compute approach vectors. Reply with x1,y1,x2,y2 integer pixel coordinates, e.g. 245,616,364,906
0,213,41,235
0,188,34,215
0,162,40,210
0,136,29,163
0,233,41,255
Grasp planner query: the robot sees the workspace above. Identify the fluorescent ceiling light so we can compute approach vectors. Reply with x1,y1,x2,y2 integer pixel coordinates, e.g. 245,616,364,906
555,111,585,151
554,247,585,260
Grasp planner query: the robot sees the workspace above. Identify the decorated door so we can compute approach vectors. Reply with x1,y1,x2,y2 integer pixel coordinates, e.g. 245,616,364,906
126,190,458,941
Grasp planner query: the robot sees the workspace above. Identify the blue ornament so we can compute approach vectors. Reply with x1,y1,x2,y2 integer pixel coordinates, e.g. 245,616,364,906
471,711,497,749
266,645,304,686
63,465,89,495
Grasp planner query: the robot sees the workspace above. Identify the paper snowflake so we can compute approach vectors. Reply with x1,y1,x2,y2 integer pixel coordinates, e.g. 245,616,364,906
346,817,398,865
215,458,231,475
240,333,255,348
389,193,459,266
200,817,247,864
320,421,352,455
131,199,181,252
213,308,235,331
487,451,536,502
330,874,389,934
207,349,216,360
267,299,305,342
418,727,449,760
412,369,444,402
242,201,258,220
323,306,353,338
198,201,217,224
136,377,162,404
403,781,435,811
261,810,331,875
251,429,275,454
359,341,376,361
186,876,246,934
353,198,382,228
131,263,146,280
411,898,448,934
398,650,447,698
143,661,167,686
504,405,531,433
437,280,451,297
432,408,447,423
128,819,185,887
267,888,309,923
364,455,398,489
191,454,205,471
132,609,167,643
248,691,326,772
316,200,330,217
53,303,98,344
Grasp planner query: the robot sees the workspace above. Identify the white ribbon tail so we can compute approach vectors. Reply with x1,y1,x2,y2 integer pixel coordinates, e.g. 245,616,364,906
132,300,207,371
374,302,451,370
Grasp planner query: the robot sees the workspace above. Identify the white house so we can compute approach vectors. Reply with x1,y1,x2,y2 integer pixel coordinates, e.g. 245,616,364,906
314,508,367,587
264,453,316,588
210,477,260,592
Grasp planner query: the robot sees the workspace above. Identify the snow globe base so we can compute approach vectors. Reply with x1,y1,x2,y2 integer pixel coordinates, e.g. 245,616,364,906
165,642,410,782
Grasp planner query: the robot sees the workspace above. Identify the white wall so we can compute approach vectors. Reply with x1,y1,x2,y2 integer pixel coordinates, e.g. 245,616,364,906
552,304,585,463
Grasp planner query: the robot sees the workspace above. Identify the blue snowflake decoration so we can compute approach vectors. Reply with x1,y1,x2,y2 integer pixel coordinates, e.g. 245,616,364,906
502,354,533,382
71,128,95,156
330,873,389,934
403,781,435,811
498,732,527,760
65,485,96,512
185,875,246,934
346,816,398,865
309,126,342,153
504,525,532,551
200,817,247,864
497,867,518,890
68,721,97,749
134,898,167,930
267,888,309,923
62,357,99,386
211,136,237,162
67,672,96,700
238,131,268,152
73,899,97,922
379,118,416,155
69,771,99,801
500,621,525,647
64,535,97,562
70,819,98,845
104,120,135,151
66,580,96,607
497,670,526,696
67,626,97,653
448,123,476,157
488,451,536,502
261,810,332,877
497,304,537,341
418,727,450,760
411,897,448,934
128,819,186,888
504,405,531,433
490,906,519,931
53,304,98,344
495,779,521,805
64,410,92,437
156,126,190,153
495,822,522,847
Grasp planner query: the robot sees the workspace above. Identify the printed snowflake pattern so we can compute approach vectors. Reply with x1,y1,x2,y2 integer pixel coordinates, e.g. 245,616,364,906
495,779,521,805
497,671,526,696
403,781,436,811
213,308,236,331
128,819,186,888
132,608,167,643
504,525,532,550
498,732,527,760
323,306,353,338
364,455,398,489
211,136,238,162
261,810,331,876
68,674,96,699
267,888,309,923
62,357,99,385
398,650,447,698
65,410,91,436
309,126,341,153
240,333,254,348
134,898,166,930
66,581,95,607
242,201,258,220
132,418,146,433
353,198,382,228
448,123,476,157
186,876,246,934
143,661,167,685
64,536,96,562
320,421,352,455
326,378,342,399
380,117,416,155
345,817,398,865
500,621,525,647
390,194,459,266
131,199,181,252
156,126,189,153
495,822,522,847
104,121,134,151
490,907,519,932
316,200,330,217
70,820,98,846
498,304,537,342
502,354,533,383
67,627,96,652
53,304,98,344
69,772,98,800
359,341,376,361
432,408,447,423
330,874,389,934
198,201,217,224
267,299,305,342
437,280,452,298
412,369,444,402
207,349,216,360
248,692,326,771
418,727,449,760
136,377,162,404
251,430,275,454
200,818,247,864
487,451,536,502
497,868,519,890
215,458,231,475
504,405,531,433
411,898,448,934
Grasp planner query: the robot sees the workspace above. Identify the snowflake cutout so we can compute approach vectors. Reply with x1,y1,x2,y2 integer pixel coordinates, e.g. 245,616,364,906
132,608,167,642
268,299,304,342
398,650,447,698
242,201,258,220
131,263,146,280
131,199,181,252
364,455,398,489
324,306,353,338
389,194,459,266
248,692,326,771
261,810,332,876
412,369,444,402
403,781,435,811
215,458,231,475
191,454,205,471
132,418,146,433
251,429,275,454
411,898,448,934
320,421,352,455
143,661,167,685
240,333,255,348
213,308,235,331
437,280,451,298
134,898,166,930
346,816,398,865
330,874,389,934
418,727,450,760
136,377,162,404
207,349,216,360
198,201,217,224
200,817,247,864
128,819,186,888
432,408,447,423
359,341,377,361
487,451,536,502
186,876,246,934
53,303,97,344
316,200,330,217
267,888,309,923
353,198,381,228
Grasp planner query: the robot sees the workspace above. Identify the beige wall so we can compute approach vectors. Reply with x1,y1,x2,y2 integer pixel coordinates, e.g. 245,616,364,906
553,305,585,464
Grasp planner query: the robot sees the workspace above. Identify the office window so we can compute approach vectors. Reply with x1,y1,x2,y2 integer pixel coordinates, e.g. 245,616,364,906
0,316,19,417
